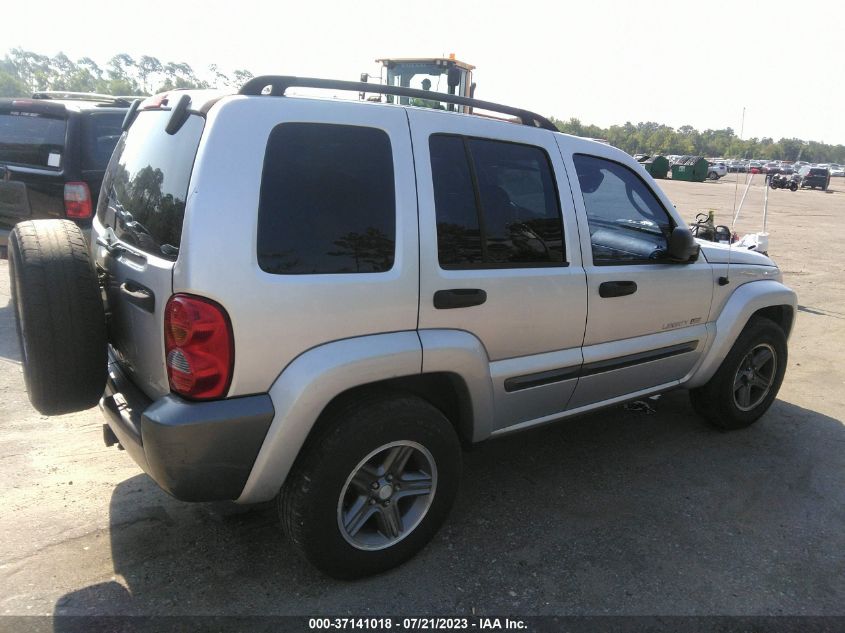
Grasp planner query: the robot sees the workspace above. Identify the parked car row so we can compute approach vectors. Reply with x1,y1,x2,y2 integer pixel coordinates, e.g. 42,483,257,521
723,158,842,179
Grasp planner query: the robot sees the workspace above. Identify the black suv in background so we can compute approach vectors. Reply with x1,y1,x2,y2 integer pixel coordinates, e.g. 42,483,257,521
0,93,130,257
797,166,831,191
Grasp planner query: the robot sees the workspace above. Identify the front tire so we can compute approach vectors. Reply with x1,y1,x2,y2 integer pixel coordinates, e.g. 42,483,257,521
280,393,462,578
689,317,787,430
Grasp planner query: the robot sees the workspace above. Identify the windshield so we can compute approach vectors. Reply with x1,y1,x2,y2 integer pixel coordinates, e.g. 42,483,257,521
0,112,67,169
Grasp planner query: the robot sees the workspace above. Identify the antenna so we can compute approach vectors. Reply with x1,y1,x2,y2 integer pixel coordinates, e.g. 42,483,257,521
720,172,755,286
721,106,747,287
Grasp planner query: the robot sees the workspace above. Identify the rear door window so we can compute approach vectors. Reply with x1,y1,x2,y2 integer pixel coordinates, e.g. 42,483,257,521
97,110,204,260
429,134,564,269
257,123,396,274
0,112,67,169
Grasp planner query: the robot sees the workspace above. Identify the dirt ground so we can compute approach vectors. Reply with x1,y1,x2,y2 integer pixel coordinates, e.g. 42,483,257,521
0,174,843,619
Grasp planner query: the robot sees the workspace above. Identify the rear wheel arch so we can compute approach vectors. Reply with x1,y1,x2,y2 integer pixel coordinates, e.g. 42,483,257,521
305,372,476,451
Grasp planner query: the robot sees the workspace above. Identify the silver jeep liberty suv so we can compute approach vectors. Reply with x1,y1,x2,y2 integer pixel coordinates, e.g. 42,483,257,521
8,76,796,578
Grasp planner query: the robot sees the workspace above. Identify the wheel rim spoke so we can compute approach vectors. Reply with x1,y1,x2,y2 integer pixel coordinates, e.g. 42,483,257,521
752,347,774,371
737,384,752,408
349,464,378,494
751,374,770,390
343,496,377,537
395,472,433,498
375,503,403,539
382,445,414,478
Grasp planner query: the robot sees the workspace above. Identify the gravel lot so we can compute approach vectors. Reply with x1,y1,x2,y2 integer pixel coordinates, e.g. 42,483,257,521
1,174,843,618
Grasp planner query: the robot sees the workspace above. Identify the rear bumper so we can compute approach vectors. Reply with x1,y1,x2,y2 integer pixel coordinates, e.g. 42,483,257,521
100,355,274,502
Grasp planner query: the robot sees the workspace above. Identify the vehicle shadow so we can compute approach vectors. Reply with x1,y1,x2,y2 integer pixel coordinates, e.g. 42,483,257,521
51,391,845,622
0,298,22,364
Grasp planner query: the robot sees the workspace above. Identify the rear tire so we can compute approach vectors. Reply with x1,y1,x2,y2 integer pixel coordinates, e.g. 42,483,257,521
689,317,787,430
280,393,461,579
8,220,107,415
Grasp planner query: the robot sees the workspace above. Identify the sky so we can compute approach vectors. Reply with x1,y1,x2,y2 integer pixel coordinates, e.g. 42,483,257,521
3,0,844,144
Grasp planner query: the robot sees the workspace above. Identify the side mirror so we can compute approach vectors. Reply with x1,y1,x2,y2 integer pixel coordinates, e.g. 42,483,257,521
667,226,700,263
447,66,461,89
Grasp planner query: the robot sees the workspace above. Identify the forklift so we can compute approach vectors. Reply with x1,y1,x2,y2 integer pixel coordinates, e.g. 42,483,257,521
359,55,476,112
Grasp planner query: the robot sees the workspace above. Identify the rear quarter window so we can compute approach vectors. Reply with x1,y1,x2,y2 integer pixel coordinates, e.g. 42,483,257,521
257,123,396,275
0,112,67,169
97,110,204,260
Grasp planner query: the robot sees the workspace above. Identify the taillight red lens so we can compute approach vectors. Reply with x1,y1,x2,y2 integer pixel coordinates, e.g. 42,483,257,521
164,294,234,400
64,182,92,219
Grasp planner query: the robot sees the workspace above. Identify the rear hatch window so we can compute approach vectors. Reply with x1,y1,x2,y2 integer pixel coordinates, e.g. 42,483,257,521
810,168,828,176
0,111,67,169
98,110,204,259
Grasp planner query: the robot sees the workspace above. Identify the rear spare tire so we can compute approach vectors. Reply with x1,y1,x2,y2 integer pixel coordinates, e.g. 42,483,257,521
8,220,107,415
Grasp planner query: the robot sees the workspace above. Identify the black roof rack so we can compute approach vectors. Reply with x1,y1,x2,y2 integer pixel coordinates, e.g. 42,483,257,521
31,91,134,107
238,76,557,132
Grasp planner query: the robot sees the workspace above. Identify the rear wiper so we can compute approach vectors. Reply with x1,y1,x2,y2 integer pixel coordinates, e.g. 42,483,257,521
160,244,179,258
96,226,127,257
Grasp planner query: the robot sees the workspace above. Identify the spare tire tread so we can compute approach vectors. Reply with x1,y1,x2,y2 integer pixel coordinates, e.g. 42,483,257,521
9,220,107,415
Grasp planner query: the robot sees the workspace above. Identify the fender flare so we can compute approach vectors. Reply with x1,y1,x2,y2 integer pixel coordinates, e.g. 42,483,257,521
418,329,495,443
685,280,796,389
237,331,422,503
236,329,495,504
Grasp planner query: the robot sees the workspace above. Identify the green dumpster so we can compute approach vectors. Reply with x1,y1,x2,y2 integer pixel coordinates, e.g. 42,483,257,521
671,156,708,182
642,155,669,179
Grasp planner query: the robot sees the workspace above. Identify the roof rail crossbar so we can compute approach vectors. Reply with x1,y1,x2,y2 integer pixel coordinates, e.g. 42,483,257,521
238,75,557,132
31,91,133,106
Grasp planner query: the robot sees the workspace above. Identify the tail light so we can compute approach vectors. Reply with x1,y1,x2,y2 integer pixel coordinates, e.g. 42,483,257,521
64,182,92,219
164,294,234,400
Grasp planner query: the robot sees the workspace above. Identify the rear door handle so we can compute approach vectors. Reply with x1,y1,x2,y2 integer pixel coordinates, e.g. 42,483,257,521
120,281,155,313
599,281,637,298
433,288,487,309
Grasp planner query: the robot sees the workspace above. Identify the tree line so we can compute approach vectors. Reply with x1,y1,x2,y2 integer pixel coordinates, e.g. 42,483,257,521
0,48,253,97
2,48,843,164
551,117,845,164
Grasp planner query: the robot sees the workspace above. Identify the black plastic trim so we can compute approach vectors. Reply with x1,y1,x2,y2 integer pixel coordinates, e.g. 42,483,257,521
121,98,141,131
100,352,274,502
165,94,191,135
141,393,274,502
433,288,487,309
238,75,557,131
503,340,699,393
504,366,580,392
580,341,699,378
599,280,638,298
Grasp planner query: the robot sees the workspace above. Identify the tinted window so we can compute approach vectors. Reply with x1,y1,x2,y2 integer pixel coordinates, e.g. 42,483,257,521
257,123,395,274
429,135,482,266
82,112,125,170
97,110,204,260
573,154,673,265
430,135,564,268
0,113,67,169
